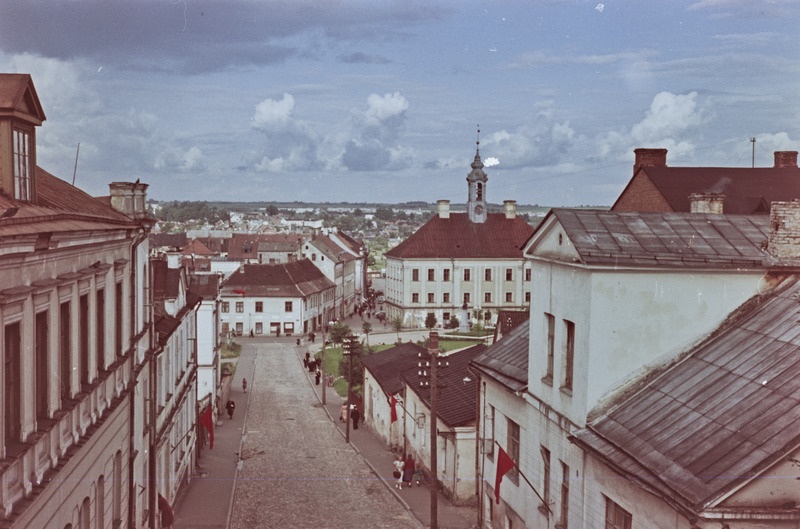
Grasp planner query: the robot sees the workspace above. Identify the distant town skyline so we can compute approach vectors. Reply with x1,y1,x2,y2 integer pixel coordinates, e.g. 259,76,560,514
1,1,798,207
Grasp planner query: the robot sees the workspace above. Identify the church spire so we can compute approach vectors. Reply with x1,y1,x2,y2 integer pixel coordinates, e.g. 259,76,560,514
467,125,488,223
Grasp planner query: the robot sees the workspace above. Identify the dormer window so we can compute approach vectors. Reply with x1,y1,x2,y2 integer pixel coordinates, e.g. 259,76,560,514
13,127,32,201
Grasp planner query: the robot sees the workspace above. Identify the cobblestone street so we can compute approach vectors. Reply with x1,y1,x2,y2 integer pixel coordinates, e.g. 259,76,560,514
229,341,421,529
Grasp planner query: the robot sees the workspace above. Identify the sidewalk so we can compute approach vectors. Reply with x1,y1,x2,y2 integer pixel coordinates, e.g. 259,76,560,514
297,323,479,529
173,349,255,529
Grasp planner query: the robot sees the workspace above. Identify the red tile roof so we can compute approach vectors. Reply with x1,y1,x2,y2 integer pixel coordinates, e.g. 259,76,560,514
385,212,534,259
220,259,335,298
227,233,307,260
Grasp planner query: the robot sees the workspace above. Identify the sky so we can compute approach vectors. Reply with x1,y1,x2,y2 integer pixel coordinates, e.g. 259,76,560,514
1,0,799,207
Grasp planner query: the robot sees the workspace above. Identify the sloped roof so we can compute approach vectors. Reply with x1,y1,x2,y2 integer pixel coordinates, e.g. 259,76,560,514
0,73,45,124
407,344,488,427
182,238,216,256
571,276,800,514
493,310,530,342
220,259,334,298
385,212,534,259
227,233,307,260
188,273,219,298
615,166,800,214
471,319,530,392
536,209,773,269
151,233,188,250
310,234,358,262
361,341,428,396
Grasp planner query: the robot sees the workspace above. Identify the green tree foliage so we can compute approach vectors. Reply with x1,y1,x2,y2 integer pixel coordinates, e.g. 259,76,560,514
375,206,395,221
425,312,437,329
156,201,228,224
391,315,403,342
361,321,373,346
339,336,365,382
329,321,352,344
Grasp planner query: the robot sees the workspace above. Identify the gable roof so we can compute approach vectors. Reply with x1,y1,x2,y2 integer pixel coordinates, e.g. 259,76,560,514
527,209,773,269
308,234,358,262
182,238,216,256
188,273,219,299
385,212,534,259
614,166,800,214
571,276,800,515
406,344,488,427
470,319,529,393
0,73,46,124
361,341,428,396
227,233,307,260
220,259,334,298
151,233,188,250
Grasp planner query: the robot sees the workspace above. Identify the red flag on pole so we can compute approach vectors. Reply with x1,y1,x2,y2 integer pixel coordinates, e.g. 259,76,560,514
390,395,398,423
495,445,516,504
199,406,214,450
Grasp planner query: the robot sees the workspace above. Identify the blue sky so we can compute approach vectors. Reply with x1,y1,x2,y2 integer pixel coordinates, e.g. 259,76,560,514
1,0,798,207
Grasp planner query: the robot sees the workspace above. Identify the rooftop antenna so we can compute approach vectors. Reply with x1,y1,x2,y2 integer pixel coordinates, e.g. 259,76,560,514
750,137,756,168
476,124,480,153
72,142,80,185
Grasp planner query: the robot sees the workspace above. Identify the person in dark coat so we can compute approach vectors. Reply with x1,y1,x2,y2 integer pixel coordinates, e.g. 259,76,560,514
402,455,415,487
315,368,321,385
351,405,360,430
226,399,235,420
303,352,310,369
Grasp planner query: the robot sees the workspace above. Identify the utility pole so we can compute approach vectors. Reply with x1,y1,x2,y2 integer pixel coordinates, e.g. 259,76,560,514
418,332,447,529
320,328,327,405
343,334,358,444
751,137,756,168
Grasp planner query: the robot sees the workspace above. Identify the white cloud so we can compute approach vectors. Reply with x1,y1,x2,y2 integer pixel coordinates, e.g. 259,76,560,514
364,92,409,125
484,157,500,167
252,93,296,129
630,91,705,144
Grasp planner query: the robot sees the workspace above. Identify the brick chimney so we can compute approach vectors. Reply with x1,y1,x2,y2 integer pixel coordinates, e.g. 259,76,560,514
774,151,798,168
767,200,800,260
633,148,668,172
689,193,725,214
437,200,450,219
503,200,517,219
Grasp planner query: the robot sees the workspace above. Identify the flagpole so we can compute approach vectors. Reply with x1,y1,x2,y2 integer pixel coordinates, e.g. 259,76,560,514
494,441,551,513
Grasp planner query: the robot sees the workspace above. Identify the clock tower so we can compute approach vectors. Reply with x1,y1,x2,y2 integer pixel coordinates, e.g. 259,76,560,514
467,128,488,223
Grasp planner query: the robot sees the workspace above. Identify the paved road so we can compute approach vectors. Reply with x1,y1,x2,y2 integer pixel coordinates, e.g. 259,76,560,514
229,341,421,529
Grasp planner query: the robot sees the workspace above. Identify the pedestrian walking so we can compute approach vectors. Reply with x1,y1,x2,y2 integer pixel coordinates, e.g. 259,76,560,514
315,368,321,385
402,454,415,487
351,405,360,430
303,352,310,369
392,455,405,489
340,402,348,422
242,378,247,393
226,399,235,420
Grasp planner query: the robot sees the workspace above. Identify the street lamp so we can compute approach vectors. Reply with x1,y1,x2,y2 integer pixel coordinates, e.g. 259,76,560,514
418,331,448,529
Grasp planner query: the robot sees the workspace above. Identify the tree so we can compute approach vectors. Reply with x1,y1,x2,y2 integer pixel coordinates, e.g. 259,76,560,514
425,312,437,330
391,315,403,343
448,316,460,329
361,321,372,347
339,336,365,387
329,321,352,345
266,205,279,216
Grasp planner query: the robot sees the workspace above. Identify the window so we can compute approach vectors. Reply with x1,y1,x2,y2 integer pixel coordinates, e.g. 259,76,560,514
443,269,450,281
96,289,105,371
221,302,230,313
285,301,293,312
412,293,420,303
463,269,471,281
412,269,420,281
484,292,492,303
235,322,244,336
115,283,123,358
505,292,513,303
487,405,495,458
525,292,531,303
255,301,263,313
463,292,470,304
442,293,450,303
507,419,520,482
525,268,532,281
235,302,244,313
427,293,435,303
60,302,71,401
545,313,555,382
36,311,49,420
80,294,90,384
443,312,450,321
255,322,263,334
604,498,632,529
541,446,551,507
13,128,31,201
5,322,21,442
485,268,492,281
505,268,513,281
560,461,569,528
563,320,575,390
427,269,435,281
312,253,317,261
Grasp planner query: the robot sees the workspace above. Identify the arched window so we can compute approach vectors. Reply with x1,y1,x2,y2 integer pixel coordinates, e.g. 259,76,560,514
476,183,483,201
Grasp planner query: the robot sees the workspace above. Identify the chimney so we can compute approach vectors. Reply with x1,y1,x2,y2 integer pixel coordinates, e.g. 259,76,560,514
689,193,725,214
437,200,450,219
110,181,148,220
503,200,517,219
633,148,668,172
767,200,800,260
774,151,798,168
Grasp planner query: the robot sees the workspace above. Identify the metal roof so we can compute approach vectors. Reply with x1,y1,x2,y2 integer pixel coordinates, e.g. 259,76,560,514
571,276,800,513
220,259,335,298
470,318,529,392
542,209,774,268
